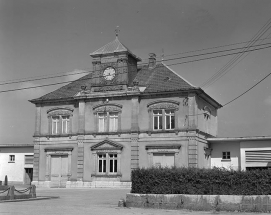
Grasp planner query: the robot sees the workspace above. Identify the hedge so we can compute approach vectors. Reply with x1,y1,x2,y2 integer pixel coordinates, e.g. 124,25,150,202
131,167,271,195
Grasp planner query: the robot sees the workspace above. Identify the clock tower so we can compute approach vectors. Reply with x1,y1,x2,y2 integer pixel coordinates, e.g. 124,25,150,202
89,31,141,90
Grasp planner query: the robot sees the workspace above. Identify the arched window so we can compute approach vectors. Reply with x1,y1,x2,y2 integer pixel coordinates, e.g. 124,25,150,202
47,107,73,135
147,100,179,132
93,104,122,133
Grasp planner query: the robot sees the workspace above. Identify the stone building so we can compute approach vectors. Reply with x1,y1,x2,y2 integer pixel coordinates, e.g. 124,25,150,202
29,36,222,188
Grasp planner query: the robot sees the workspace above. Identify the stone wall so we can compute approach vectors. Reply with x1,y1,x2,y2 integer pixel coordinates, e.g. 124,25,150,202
126,193,271,212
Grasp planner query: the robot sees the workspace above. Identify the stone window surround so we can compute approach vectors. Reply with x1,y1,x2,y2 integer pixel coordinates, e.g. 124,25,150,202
91,142,123,177
145,144,181,167
44,148,73,181
93,103,122,134
147,100,180,134
47,107,73,136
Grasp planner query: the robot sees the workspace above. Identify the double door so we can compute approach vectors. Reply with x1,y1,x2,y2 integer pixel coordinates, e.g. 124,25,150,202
50,155,68,188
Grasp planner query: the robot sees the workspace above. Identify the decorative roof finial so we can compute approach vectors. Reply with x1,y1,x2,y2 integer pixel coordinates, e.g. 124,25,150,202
115,26,120,38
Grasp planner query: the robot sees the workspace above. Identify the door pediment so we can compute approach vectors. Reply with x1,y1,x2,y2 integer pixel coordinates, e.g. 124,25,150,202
91,139,123,151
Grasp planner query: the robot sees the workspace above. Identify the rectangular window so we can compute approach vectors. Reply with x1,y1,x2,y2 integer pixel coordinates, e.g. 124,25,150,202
109,113,118,132
98,113,107,132
98,154,106,173
222,151,231,159
52,116,60,134
62,116,70,134
165,110,175,130
9,155,15,162
109,154,118,173
153,110,162,130
25,155,33,164
153,153,174,168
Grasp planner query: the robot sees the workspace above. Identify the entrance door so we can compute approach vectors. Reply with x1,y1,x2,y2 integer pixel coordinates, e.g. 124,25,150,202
50,155,68,188
24,168,33,185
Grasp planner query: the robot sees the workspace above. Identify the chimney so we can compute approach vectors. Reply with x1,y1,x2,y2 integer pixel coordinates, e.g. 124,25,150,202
148,53,156,68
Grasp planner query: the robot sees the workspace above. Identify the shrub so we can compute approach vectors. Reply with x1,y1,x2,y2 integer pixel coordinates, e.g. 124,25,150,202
131,167,271,195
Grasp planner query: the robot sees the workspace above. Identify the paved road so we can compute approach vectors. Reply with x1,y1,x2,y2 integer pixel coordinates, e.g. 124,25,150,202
0,188,266,215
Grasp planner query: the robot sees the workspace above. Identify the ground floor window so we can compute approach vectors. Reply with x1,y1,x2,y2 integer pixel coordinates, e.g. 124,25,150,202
9,155,15,162
153,153,175,168
98,153,118,173
222,151,231,159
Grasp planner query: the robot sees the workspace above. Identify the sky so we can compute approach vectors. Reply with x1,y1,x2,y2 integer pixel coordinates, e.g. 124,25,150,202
0,0,271,144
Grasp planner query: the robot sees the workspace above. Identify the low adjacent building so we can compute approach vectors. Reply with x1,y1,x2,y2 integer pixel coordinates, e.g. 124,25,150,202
0,144,34,185
209,136,271,170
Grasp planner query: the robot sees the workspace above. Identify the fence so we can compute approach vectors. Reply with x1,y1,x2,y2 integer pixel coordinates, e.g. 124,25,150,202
0,185,36,201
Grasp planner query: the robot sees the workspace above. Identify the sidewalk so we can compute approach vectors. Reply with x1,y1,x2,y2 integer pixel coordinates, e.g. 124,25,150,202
0,188,265,215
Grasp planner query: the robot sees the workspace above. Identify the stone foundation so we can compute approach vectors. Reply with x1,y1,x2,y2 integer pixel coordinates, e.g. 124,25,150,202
32,181,131,189
126,193,271,212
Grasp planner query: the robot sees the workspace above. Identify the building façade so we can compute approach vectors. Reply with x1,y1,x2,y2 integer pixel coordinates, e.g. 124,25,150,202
29,36,222,188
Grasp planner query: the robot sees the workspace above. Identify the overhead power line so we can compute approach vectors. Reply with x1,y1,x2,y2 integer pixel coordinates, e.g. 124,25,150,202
200,17,271,88
1,36,271,86
223,71,271,107
1,42,271,87
163,36,271,58
1,44,271,94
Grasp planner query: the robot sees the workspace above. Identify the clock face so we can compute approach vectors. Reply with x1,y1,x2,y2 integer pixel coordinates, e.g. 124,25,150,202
103,67,116,81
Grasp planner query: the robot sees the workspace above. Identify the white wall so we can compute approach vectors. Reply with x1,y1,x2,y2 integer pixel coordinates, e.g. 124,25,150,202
211,141,240,170
0,147,33,183
240,141,271,170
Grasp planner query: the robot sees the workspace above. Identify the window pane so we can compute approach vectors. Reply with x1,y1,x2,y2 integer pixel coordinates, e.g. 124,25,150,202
98,113,106,132
103,160,106,172
52,116,60,134
154,116,158,130
99,160,102,172
109,113,118,132
62,116,70,134
110,160,113,172
114,159,117,172
171,117,175,129
158,116,162,129
166,115,170,129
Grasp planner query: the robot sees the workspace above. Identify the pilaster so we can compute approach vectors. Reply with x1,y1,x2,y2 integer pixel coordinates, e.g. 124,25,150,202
78,100,85,134
33,138,40,181
188,93,197,129
131,133,139,170
77,136,84,181
188,135,198,167
131,96,139,132
34,104,41,136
